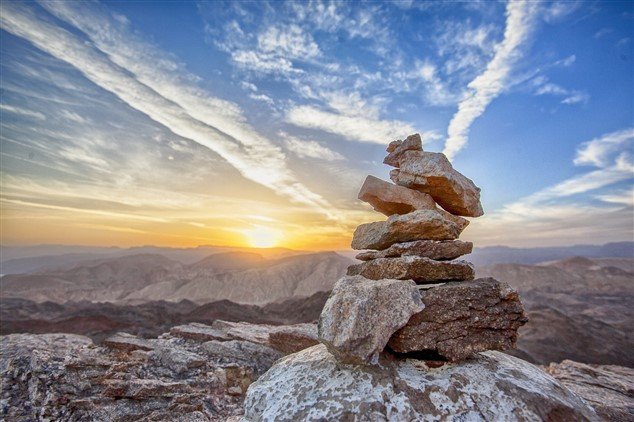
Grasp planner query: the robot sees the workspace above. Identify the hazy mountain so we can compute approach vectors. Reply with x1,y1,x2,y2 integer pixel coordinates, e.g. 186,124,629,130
0,251,352,305
477,256,634,366
0,292,329,343
468,241,634,266
1,244,311,274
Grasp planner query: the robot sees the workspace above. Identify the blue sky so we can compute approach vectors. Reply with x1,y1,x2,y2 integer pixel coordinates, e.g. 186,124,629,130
0,0,632,249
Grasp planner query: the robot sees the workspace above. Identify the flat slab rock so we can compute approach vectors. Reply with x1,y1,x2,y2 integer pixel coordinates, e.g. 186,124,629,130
356,239,473,261
171,321,318,355
347,256,475,283
317,275,423,365
388,277,528,361
390,150,483,217
358,175,469,231
241,344,598,422
351,209,462,250
546,360,634,421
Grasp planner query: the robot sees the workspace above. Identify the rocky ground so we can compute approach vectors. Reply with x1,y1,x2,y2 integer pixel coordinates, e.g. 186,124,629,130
1,321,632,421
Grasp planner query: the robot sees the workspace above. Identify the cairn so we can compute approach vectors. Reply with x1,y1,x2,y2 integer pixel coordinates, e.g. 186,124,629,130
318,133,528,364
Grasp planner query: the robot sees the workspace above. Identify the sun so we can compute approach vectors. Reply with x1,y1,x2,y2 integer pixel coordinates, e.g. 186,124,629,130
243,226,282,248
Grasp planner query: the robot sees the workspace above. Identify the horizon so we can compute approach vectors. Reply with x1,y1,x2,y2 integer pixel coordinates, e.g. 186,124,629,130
1,1,633,250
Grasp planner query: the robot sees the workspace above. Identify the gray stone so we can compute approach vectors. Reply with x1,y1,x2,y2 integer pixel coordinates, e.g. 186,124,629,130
388,278,528,361
384,133,422,167
202,340,282,377
351,209,462,250
317,275,423,365
356,239,473,261
390,150,484,217
241,344,599,421
347,256,475,283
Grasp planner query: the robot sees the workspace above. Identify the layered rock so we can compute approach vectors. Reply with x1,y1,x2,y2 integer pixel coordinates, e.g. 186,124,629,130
389,150,483,217
388,278,528,361
317,275,423,364
356,239,473,261
242,345,598,421
384,133,422,167
351,209,462,250
347,256,475,283
546,360,634,421
358,175,469,230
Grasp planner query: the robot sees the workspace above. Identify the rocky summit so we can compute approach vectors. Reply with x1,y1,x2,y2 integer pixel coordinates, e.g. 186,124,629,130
242,134,588,421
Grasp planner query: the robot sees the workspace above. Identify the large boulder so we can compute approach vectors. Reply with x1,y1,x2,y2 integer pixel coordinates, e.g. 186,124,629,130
241,344,599,421
347,256,475,283
390,150,483,217
358,175,469,230
351,210,462,250
388,278,528,361
356,239,473,261
317,275,423,364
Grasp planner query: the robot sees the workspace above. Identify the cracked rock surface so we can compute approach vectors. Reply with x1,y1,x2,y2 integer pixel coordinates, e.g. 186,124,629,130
388,278,528,361
241,344,598,422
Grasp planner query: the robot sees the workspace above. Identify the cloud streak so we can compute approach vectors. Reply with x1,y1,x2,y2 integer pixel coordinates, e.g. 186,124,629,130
1,1,332,214
443,0,540,160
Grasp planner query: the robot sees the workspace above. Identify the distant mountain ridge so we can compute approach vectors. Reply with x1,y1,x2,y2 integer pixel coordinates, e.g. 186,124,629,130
468,241,634,265
0,251,352,305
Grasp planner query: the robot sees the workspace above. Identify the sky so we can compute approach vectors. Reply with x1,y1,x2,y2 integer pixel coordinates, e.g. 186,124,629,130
0,0,632,250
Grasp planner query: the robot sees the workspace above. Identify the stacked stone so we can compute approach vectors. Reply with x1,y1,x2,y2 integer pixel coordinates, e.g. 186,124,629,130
318,133,528,364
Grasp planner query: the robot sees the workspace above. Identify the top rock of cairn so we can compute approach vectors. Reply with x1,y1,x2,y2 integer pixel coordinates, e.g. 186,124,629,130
318,133,527,365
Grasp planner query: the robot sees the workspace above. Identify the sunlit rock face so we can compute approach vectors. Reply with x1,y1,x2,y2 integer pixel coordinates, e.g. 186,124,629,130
241,345,598,422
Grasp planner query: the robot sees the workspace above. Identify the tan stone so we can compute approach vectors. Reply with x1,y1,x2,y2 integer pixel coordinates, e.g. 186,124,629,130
384,133,422,167
317,275,424,365
358,175,470,230
356,239,473,261
389,150,484,217
388,278,528,361
351,210,463,250
347,256,474,283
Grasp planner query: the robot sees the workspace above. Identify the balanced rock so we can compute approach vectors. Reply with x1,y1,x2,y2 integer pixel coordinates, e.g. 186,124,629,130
317,275,423,365
390,150,483,217
241,344,598,421
347,256,474,283
358,175,469,230
388,278,528,361
356,239,473,261
384,133,422,167
351,209,462,250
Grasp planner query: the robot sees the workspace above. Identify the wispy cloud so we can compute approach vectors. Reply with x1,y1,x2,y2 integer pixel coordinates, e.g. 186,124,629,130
1,1,332,214
443,0,540,160
0,103,46,120
532,76,589,105
281,132,344,161
286,105,415,144
470,127,634,246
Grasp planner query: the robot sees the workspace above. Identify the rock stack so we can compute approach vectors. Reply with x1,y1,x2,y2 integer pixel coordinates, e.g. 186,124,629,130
319,133,528,364
240,135,599,421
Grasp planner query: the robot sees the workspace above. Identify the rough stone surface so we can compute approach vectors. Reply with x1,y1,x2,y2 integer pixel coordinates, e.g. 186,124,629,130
388,278,528,361
351,209,462,250
390,150,484,217
384,133,422,167
347,256,475,283
103,332,155,351
267,325,318,355
358,175,436,215
358,175,469,230
317,275,423,364
546,360,634,421
202,340,282,377
172,321,318,356
0,332,249,420
241,344,599,422
356,239,473,261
